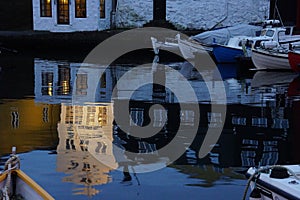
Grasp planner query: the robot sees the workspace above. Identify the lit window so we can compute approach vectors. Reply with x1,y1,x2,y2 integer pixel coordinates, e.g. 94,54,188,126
75,0,86,18
40,0,52,17
100,0,105,18
58,0,70,24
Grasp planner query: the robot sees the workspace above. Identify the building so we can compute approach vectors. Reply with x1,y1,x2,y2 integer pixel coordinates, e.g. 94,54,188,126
32,0,112,32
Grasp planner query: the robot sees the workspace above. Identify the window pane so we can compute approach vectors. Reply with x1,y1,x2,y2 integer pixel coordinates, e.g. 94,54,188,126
40,0,52,17
100,0,105,18
58,0,70,24
75,0,86,18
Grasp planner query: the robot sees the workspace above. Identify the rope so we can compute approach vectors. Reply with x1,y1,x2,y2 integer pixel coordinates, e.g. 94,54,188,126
4,155,20,171
1,154,20,200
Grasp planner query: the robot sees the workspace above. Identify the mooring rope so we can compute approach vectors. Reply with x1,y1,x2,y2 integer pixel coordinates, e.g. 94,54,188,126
1,149,20,200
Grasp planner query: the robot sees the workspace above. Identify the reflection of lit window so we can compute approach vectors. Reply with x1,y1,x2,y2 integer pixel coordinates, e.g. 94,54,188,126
98,107,107,126
153,109,167,127
207,112,222,128
65,106,74,124
232,116,246,125
76,74,88,95
11,111,19,129
252,117,267,127
87,106,96,125
41,71,53,96
40,0,52,17
58,65,71,95
74,106,83,124
43,107,49,123
100,0,105,18
130,108,144,126
75,0,86,18
272,118,289,129
181,110,195,126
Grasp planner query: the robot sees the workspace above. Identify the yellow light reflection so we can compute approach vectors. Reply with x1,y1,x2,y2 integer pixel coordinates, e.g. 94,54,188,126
62,80,70,95
48,82,53,96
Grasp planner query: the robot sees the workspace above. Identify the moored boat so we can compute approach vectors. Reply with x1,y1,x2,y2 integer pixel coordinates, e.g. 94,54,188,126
150,36,180,55
177,34,212,60
213,20,300,64
0,147,54,200
244,165,300,200
212,36,248,63
251,47,290,70
288,51,300,72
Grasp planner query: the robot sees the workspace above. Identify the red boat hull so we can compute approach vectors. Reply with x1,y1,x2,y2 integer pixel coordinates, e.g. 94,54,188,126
288,51,300,72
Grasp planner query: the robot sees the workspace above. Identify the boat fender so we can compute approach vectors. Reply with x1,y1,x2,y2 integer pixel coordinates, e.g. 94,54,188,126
249,188,262,200
270,166,289,179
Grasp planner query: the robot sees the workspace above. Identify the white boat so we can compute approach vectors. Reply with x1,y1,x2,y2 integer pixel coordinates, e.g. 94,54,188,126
213,21,300,63
0,147,54,200
244,165,300,200
177,34,212,60
150,36,180,55
251,46,290,70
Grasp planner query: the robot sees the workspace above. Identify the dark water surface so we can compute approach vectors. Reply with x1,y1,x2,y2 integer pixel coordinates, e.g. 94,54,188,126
0,52,300,199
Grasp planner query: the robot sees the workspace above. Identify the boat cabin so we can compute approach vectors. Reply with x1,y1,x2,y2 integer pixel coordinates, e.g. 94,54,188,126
32,0,112,32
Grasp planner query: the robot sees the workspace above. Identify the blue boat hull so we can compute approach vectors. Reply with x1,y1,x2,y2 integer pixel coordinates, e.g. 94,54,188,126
213,45,244,63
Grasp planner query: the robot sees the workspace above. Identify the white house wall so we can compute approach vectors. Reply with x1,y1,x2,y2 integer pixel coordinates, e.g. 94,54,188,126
33,0,112,32
116,0,270,30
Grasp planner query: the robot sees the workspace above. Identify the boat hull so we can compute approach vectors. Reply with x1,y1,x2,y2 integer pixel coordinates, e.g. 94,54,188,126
150,36,180,55
246,166,300,200
251,49,290,70
177,36,212,60
288,51,300,72
212,45,244,63
0,169,54,200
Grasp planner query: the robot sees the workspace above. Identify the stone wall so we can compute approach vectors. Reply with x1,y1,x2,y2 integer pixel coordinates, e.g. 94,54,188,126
116,0,270,30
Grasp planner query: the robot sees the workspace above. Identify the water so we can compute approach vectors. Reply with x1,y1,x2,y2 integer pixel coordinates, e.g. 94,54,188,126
0,52,300,199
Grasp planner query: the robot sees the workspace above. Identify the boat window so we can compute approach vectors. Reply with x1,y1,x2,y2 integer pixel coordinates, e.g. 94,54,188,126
265,30,274,37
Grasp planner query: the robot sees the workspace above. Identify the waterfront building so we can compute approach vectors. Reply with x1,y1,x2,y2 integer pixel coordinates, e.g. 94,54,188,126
32,0,112,32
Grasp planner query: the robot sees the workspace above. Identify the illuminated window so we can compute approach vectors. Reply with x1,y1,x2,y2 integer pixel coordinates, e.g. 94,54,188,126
75,0,86,18
40,0,52,17
58,0,69,24
100,0,105,18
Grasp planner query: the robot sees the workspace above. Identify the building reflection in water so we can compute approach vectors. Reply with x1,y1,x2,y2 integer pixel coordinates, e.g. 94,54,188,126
34,58,300,193
57,102,116,196
35,58,116,196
